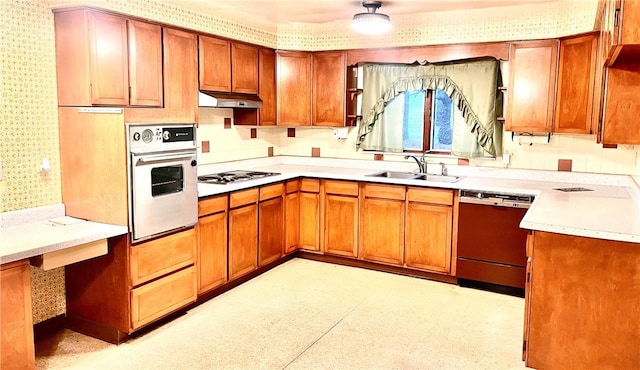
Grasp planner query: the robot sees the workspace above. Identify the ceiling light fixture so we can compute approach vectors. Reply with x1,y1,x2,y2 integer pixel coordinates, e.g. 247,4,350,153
350,0,391,35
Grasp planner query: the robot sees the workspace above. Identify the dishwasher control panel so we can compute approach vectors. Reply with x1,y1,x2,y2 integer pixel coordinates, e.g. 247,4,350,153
460,190,535,208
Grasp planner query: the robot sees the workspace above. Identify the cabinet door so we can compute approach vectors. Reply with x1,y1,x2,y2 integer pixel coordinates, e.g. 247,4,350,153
228,204,258,280
199,35,231,92
87,11,129,105
277,51,312,126
284,191,300,254
313,51,346,127
299,192,319,251
0,260,34,370
602,64,640,144
324,194,358,258
360,198,405,265
554,34,597,134
232,43,259,94
259,196,284,266
259,48,277,126
127,20,163,107
198,211,228,294
405,202,452,273
506,40,558,132
163,28,198,115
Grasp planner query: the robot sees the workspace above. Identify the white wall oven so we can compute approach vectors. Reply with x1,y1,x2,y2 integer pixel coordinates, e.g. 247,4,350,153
127,123,198,243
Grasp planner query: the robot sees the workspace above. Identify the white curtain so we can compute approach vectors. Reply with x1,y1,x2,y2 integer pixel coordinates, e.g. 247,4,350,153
361,94,405,152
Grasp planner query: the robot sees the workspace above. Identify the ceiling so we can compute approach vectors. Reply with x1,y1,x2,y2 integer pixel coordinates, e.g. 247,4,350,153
163,0,558,25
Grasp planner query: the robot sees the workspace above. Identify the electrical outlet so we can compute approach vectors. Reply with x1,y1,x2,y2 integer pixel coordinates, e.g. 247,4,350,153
502,153,511,166
333,128,348,140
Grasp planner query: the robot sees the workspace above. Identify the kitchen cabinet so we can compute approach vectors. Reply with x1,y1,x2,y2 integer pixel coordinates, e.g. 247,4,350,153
197,195,228,294
603,0,640,65
65,228,197,342
258,48,277,125
258,184,285,266
505,40,558,133
284,180,300,254
1,260,35,370
359,184,405,265
313,51,347,127
299,179,321,251
523,231,640,369
277,50,313,126
198,36,259,94
234,47,276,126
163,28,198,119
601,64,640,144
554,34,598,134
228,188,259,280
198,35,231,92
322,180,359,258
404,188,454,274
54,9,163,107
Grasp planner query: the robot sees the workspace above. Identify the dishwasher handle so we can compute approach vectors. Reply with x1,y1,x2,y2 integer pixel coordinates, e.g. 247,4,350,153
460,194,533,209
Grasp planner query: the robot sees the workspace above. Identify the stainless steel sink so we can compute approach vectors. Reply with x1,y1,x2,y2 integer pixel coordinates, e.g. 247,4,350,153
414,174,463,183
366,171,423,179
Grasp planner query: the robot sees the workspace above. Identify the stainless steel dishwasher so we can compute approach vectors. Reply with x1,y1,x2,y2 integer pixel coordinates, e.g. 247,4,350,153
457,190,534,295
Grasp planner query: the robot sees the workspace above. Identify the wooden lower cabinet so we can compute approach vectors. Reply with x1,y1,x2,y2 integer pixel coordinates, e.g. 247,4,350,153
404,188,454,274
323,180,359,258
197,195,228,294
299,179,320,251
524,231,640,368
65,229,197,341
131,266,197,330
359,184,406,265
228,203,258,280
259,192,284,266
1,260,35,370
284,181,300,254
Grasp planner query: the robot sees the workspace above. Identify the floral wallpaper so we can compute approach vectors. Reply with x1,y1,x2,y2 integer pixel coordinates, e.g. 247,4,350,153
2,0,603,324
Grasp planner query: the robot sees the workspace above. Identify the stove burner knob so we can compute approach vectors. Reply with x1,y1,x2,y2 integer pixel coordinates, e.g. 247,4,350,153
477,193,484,199
163,130,171,140
133,132,140,141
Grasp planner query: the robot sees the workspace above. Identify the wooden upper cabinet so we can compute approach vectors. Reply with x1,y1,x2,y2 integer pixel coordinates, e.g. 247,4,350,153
163,28,198,115
313,51,346,127
602,64,640,144
258,48,277,126
554,34,597,134
128,20,163,107
231,43,259,94
506,40,559,133
198,35,231,92
277,50,313,126
606,0,640,65
54,9,129,106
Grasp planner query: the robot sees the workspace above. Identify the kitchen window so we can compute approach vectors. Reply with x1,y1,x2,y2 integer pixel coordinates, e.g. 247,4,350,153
402,89,454,153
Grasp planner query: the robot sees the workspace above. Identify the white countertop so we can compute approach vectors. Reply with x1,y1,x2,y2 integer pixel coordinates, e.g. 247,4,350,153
0,217,128,264
197,157,640,244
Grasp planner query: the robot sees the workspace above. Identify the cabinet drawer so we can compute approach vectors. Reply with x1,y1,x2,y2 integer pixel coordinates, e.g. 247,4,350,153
324,180,359,196
130,228,196,286
300,178,320,193
130,266,196,330
285,180,300,193
198,195,228,217
230,188,259,208
407,187,454,205
260,183,284,201
363,183,405,200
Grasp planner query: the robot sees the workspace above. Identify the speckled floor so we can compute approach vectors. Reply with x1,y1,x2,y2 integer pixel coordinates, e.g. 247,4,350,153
35,258,526,369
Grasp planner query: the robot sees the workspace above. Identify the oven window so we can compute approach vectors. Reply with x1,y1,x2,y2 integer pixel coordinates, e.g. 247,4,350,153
151,166,184,196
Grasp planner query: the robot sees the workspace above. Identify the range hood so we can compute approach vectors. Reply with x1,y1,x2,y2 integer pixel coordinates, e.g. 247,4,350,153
198,91,262,109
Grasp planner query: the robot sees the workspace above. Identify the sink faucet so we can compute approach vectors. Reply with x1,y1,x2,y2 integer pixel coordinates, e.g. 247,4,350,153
404,153,427,173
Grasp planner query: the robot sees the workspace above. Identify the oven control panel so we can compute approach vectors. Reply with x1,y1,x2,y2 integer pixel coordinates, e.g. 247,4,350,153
127,123,196,152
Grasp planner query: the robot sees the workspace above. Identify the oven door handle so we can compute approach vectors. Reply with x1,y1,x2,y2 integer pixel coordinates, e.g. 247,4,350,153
135,153,195,166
